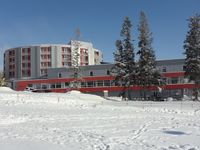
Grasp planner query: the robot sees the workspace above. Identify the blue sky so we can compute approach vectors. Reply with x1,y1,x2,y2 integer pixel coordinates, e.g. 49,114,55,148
0,0,199,70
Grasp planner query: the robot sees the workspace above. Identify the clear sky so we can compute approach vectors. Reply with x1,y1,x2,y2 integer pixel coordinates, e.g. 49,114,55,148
0,0,199,70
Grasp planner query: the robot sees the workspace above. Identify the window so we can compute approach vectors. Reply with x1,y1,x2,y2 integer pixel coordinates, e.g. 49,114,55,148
27,84,33,88
179,77,184,83
61,83,65,88
58,73,62,78
9,71,15,78
22,69,31,77
41,47,50,53
74,72,78,78
67,48,71,53
22,55,30,61
90,71,93,76
183,65,186,71
41,62,45,67
171,77,179,84
62,47,71,53
81,82,86,87
95,51,99,55
161,78,167,84
35,84,41,89
51,84,55,89
111,80,118,86
62,62,72,66
41,69,47,75
41,84,48,89
56,83,61,88
87,81,94,87
28,70,31,76
65,82,69,87
162,67,167,72
104,80,111,87
22,48,30,54
107,70,110,75
97,80,103,87
63,54,67,58
68,62,72,66
22,63,25,68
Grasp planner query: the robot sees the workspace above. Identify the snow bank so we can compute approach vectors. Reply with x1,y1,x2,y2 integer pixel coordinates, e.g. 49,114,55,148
0,90,105,109
183,95,192,101
67,90,82,94
0,87,15,93
166,97,174,101
65,90,105,102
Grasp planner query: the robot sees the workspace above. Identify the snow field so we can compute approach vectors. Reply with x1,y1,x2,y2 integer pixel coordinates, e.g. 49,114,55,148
0,87,200,150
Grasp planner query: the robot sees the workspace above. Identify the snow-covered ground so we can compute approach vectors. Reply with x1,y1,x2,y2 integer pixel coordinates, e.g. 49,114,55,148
0,87,200,150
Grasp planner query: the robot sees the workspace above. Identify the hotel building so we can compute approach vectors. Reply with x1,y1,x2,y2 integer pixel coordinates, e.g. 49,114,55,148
4,41,103,80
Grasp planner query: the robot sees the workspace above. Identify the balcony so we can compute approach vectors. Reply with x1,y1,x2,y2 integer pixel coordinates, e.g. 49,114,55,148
41,47,51,55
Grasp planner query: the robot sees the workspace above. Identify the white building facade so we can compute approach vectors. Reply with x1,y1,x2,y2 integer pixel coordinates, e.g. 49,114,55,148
4,41,103,80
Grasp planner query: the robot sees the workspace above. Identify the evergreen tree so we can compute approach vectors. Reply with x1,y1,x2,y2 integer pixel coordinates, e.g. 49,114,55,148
112,40,125,86
0,72,6,87
112,17,136,100
70,28,82,89
184,14,200,101
137,11,160,100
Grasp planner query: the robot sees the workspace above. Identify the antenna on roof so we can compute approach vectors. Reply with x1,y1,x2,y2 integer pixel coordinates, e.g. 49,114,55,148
75,27,81,41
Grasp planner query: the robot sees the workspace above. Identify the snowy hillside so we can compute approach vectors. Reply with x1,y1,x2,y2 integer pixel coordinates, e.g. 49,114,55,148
0,87,200,150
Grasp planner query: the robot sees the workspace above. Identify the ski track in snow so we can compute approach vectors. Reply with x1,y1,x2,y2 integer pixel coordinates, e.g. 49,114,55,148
0,88,200,150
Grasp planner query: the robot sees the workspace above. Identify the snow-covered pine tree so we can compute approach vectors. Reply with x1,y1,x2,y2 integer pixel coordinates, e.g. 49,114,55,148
112,17,136,100
112,40,125,86
137,11,160,100
184,14,200,101
0,72,6,87
70,28,82,89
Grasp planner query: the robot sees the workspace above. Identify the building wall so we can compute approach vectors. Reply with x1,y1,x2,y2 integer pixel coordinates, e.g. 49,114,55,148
4,41,103,81
12,58,197,99
47,59,185,79
156,59,185,73
47,64,113,79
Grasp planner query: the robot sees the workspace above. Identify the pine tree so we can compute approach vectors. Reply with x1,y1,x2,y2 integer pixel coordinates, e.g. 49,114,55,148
70,28,82,89
0,72,6,87
184,14,200,101
112,17,136,100
112,40,125,86
137,11,160,100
